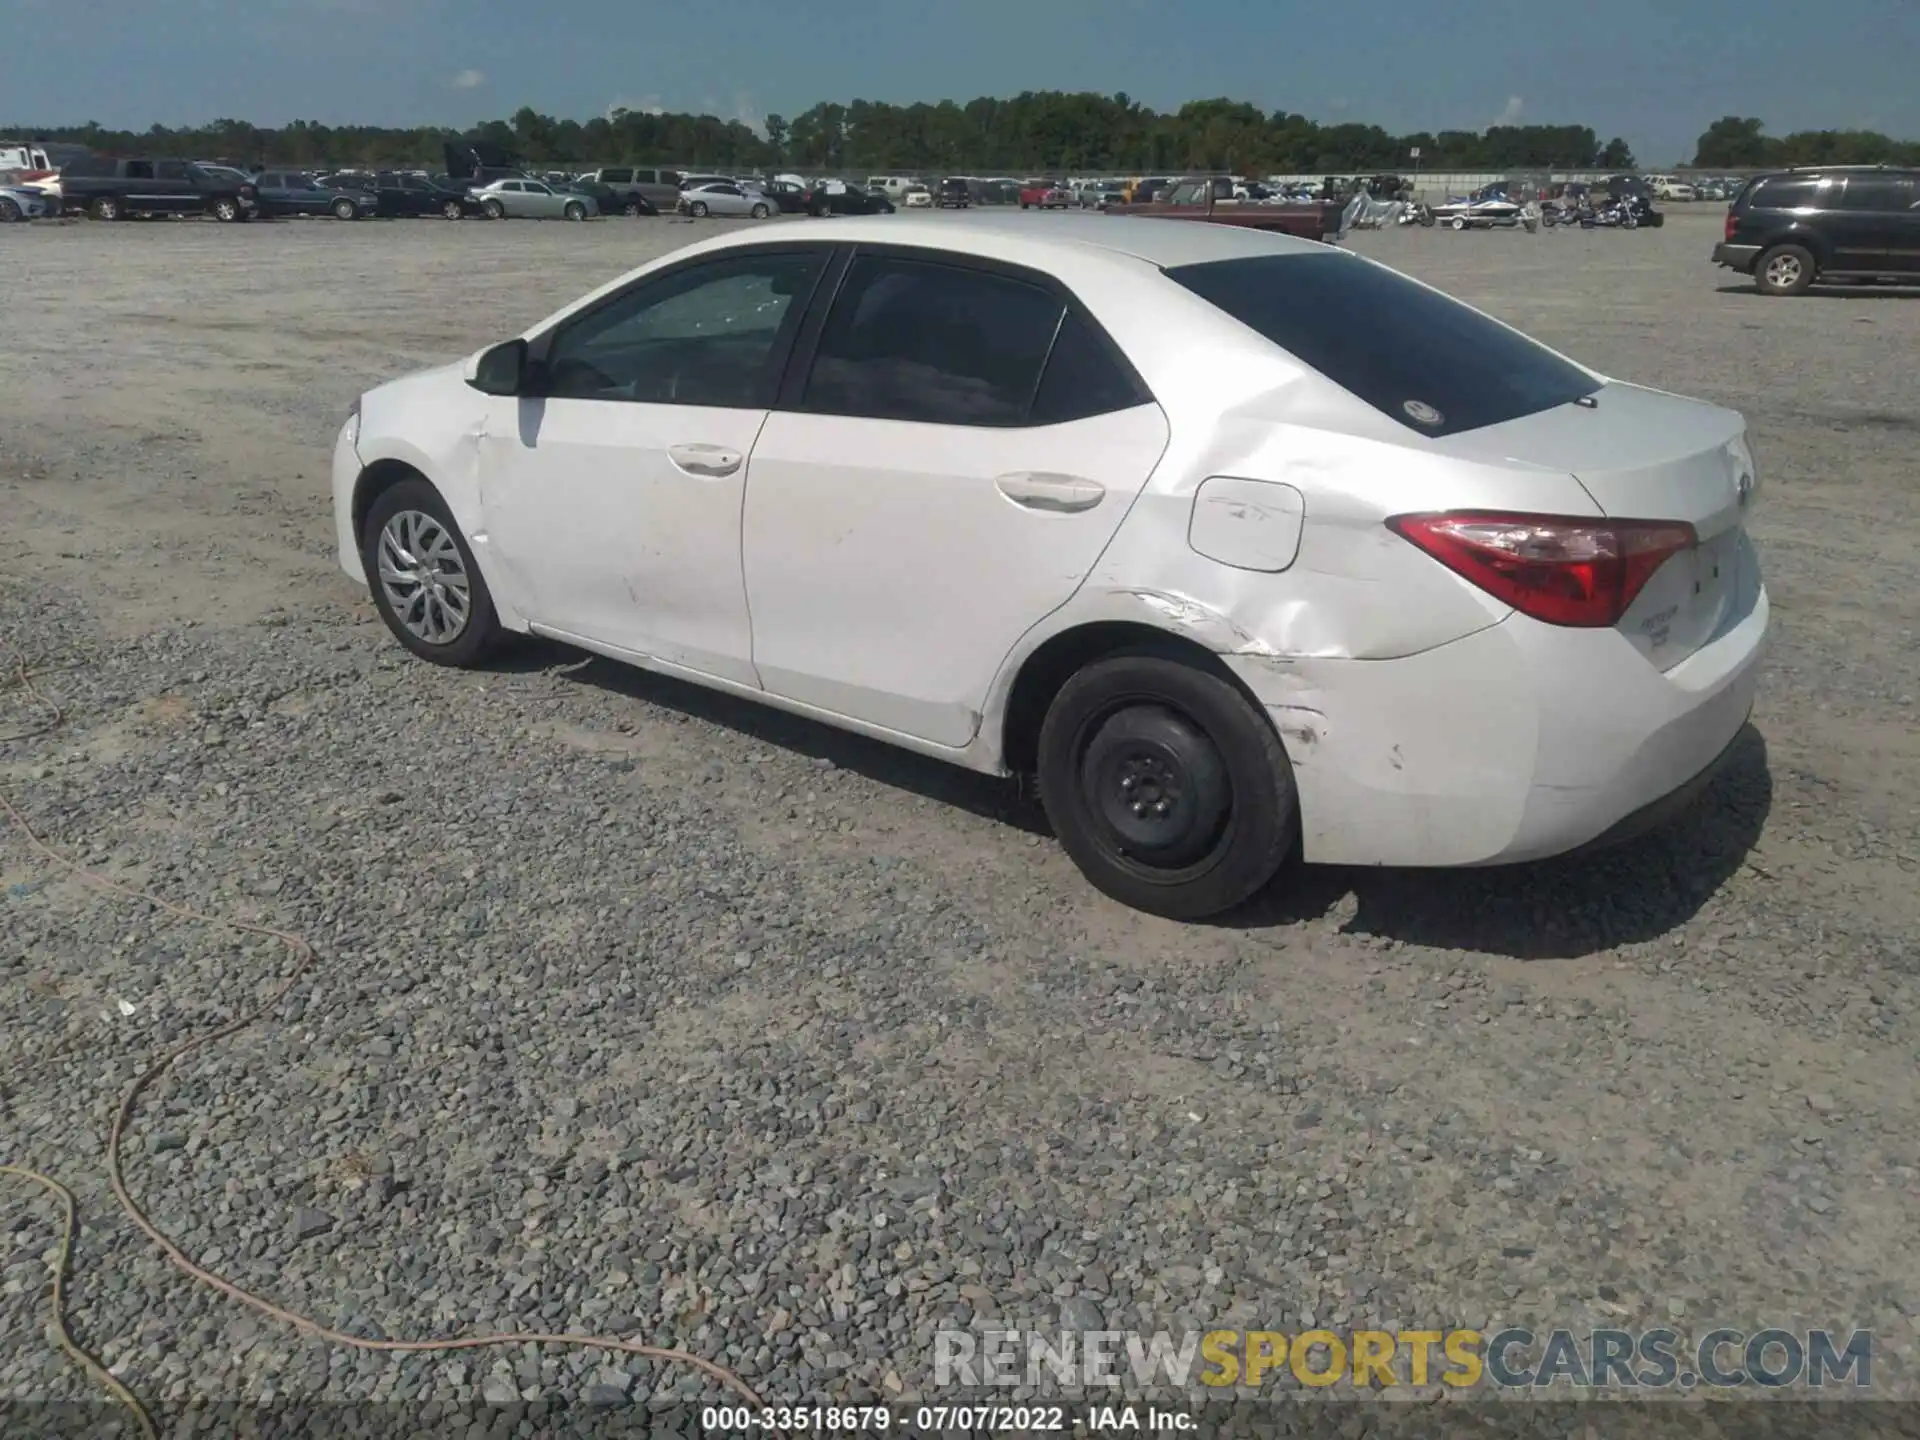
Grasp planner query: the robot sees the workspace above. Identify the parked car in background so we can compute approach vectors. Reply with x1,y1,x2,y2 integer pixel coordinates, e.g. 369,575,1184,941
1714,165,1920,295
1080,181,1127,210
935,177,971,208
574,166,672,214
677,173,735,193
677,181,773,219
756,179,812,214
1126,176,1170,202
471,178,596,220
56,155,255,221
252,170,378,220
368,171,489,219
1019,179,1072,209
561,177,634,216
195,163,256,188
0,183,56,221
1655,178,1698,201
902,184,933,208
803,180,894,216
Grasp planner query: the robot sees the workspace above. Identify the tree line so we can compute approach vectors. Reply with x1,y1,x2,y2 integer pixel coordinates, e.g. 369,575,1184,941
1690,116,1919,169
13,97,1913,175
14,93,1633,174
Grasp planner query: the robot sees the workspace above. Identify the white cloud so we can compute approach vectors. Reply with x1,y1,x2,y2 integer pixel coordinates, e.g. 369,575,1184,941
451,69,486,89
1493,94,1524,126
730,90,765,135
607,94,665,117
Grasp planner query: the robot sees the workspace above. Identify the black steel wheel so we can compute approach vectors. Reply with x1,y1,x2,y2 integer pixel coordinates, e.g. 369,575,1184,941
1037,653,1296,919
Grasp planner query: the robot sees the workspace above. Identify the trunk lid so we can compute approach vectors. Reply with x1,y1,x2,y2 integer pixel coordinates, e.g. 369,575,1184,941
1427,381,1757,669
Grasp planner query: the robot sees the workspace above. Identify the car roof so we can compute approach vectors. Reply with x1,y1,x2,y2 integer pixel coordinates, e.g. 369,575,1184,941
698,210,1329,270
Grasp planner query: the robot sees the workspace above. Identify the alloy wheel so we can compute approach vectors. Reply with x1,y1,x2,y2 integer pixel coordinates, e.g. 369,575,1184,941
377,510,472,645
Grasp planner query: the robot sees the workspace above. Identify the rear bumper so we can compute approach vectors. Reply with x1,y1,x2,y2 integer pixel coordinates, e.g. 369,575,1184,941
1224,552,1769,868
1713,242,1761,271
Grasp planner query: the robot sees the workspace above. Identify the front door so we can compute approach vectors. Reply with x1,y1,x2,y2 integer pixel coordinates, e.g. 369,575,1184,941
476,246,833,686
743,249,1169,747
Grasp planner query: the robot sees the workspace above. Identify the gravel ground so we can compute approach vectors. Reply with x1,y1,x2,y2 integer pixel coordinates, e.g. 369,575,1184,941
2,209,1918,1428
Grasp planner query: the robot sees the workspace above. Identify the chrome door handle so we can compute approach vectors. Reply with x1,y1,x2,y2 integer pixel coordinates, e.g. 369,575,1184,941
995,472,1105,513
668,443,744,477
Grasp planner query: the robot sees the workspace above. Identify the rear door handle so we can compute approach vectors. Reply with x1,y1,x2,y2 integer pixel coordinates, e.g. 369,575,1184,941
995,471,1105,513
667,443,744,477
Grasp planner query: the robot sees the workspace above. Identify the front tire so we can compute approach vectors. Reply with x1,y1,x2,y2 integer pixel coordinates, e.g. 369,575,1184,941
688,200,709,218
0,196,20,223
1036,654,1296,919
482,199,506,220
1757,243,1816,297
564,201,586,221
360,478,502,668
333,198,358,220
91,196,122,221
750,202,769,219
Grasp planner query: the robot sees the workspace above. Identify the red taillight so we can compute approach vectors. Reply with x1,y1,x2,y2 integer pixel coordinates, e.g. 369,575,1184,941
1724,209,1736,242
1387,512,1696,628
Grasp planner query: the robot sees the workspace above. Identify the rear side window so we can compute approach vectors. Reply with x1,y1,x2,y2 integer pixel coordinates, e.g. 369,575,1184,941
123,160,153,179
1836,176,1916,212
801,255,1065,426
1029,310,1152,425
601,168,631,184
1165,253,1597,438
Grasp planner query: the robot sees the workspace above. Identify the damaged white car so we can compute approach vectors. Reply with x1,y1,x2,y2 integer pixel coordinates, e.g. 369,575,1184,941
333,213,1767,918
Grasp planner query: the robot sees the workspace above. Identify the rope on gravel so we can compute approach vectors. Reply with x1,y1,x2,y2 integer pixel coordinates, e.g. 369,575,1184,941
0,657,767,1427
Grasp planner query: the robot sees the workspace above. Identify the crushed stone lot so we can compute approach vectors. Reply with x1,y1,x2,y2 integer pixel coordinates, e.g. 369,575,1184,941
2,210,1918,1423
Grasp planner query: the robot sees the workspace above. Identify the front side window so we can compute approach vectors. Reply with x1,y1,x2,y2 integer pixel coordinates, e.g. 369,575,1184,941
800,255,1067,426
1165,253,1597,438
525,182,552,195
601,168,631,184
543,250,828,408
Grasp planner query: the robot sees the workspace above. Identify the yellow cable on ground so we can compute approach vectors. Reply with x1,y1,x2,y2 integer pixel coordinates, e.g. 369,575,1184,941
1,657,767,1428
0,1164,159,1440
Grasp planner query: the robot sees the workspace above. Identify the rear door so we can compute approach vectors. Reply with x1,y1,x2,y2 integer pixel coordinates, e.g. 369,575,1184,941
742,247,1170,746
154,160,195,212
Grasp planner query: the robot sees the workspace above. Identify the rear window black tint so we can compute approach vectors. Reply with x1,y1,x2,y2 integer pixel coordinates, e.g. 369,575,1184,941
1164,253,1596,438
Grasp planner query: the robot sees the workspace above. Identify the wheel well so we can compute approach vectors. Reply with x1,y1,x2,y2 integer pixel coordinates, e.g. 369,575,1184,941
998,622,1276,775
351,459,426,546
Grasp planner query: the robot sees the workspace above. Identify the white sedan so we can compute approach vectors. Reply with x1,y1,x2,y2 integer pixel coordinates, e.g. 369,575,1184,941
332,214,1767,918
676,181,773,219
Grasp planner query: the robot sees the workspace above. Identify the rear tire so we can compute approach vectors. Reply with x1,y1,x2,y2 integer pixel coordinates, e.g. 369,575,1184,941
1757,243,1816,297
0,197,20,223
90,196,122,221
1036,653,1296,919
360,478,502,669
443,200,464,220
623,199,643,216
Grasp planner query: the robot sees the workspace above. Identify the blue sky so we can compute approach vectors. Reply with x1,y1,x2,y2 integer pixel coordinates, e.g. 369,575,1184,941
10,0,1918,165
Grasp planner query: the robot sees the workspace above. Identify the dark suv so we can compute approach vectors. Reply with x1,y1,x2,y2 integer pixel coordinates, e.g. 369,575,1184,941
57,155,255,221
1714,165,1920,295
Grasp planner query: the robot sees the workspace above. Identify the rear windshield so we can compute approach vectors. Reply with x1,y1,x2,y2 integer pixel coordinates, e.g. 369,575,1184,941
1163,253,1598,438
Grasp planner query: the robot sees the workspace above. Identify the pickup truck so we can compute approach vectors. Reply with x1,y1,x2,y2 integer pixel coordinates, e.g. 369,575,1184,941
56,154,255,221
1018,179,1072,209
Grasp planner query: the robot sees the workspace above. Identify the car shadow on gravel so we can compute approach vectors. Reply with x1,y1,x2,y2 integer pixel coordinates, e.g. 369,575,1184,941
1230,722,1774,960
1714,283,1920,300
527,642,1052,835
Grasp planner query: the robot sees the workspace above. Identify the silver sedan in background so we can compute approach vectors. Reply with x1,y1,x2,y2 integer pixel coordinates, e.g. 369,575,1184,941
676,181,773,219
470,178,597,220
